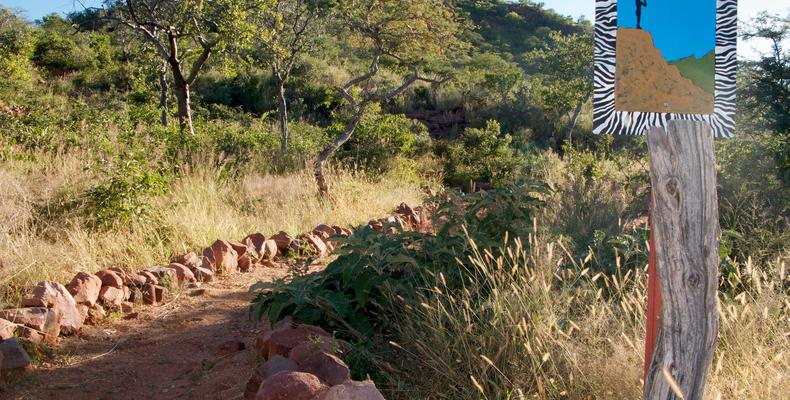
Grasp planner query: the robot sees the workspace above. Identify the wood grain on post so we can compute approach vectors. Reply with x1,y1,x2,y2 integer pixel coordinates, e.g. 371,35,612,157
644,120,720,400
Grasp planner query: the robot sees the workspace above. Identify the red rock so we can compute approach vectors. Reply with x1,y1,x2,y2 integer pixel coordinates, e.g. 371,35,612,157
396,202,421,226
368,220,383,232
168,263,197,284
301,233,328,257
128,287,144,305
206,239,238,274
288,340,336,364
148,266,178,286
0,308,60,339
230,241,250,257
99,286,125,307
254,316,293,358
125,273,148,288
331,226,353,237
172,252,202,270
96,270,124,289
319,380,386,400
65,272,103,306
260,325,332,360
313,224,335,240
298,352,350,386
289,239,305,255
154,285,168,303
15,325,47,345
262,240,279,260
243,233,267,257
142,284,157,305
23,281,83,335
193,266,215,282
0,318,16,340
270,232,293,253
138,271,158,285
121,302,134,313
255,371,328,400
238,254,253,272
107,267,137,286
244,356,299,400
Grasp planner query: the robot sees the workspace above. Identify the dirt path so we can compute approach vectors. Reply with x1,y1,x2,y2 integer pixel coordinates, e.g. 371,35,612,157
3,265,302,400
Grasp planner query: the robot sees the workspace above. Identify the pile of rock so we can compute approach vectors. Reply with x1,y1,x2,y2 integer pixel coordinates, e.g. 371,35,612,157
245,317,385,400
1,201,428,383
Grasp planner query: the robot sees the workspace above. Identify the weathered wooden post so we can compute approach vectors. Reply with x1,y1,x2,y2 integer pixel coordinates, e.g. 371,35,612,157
593,0,738,398
643,120,720,399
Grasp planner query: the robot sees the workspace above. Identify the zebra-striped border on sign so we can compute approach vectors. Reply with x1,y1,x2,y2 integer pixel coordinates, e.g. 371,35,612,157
593,0,737,137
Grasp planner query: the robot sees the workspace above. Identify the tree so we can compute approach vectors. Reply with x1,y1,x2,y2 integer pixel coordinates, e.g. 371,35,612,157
0,7,35,85
740,12,789,134
106,0,268,135
313,0,467,195
522,30,593,152
250,0,331,152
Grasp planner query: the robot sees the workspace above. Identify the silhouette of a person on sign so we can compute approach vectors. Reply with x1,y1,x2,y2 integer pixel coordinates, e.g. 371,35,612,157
636,0,648,29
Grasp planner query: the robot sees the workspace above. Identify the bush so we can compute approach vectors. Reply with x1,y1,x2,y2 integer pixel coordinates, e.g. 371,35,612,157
442,120,527,190
334,106,432,176
84,156,171,229
249,183,548,372
32,23,97,74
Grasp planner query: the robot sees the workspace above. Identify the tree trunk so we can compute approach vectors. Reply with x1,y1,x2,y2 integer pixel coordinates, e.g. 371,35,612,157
159,61,169,127
276,76,289,152
173,75,194,136
314,107,366,196
564,99,584,151
644,120,720,400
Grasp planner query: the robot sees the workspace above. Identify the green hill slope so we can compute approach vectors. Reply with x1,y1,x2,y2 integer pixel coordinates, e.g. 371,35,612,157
670,50,716,95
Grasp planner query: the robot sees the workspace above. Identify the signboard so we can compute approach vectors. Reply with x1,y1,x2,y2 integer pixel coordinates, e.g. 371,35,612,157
593,0,737,137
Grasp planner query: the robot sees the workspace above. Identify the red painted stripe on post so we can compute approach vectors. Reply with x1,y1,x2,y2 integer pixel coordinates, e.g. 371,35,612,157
644,193,662,378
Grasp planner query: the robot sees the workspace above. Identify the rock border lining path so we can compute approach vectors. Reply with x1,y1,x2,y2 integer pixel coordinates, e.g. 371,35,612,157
1,201,431,400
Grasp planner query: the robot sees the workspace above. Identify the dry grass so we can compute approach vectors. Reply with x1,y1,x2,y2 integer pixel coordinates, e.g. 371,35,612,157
387,229,789,400
0,152,424,305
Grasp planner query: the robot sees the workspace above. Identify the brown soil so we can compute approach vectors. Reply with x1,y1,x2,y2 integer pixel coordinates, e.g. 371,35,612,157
615,28,714,114
1,264,322,400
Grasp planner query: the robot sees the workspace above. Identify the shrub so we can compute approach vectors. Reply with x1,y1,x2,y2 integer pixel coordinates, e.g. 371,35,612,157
249,183,548,371
442,119,527,190
84,157,171,229
32,27,96,74
334,106,432,176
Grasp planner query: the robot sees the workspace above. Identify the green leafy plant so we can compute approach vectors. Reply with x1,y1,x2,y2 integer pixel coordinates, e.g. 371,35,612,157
249,183,549,338
84,157,171,229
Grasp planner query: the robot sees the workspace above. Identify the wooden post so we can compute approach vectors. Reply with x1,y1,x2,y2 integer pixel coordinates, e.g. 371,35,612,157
644,120,720,400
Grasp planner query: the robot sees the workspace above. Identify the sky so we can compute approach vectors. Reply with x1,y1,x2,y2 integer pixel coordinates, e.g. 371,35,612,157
0,0,787,59
618,0,716,62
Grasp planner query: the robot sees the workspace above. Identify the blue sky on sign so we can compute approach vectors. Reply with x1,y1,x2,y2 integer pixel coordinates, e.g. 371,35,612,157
0,0,787,59
618,0,716,62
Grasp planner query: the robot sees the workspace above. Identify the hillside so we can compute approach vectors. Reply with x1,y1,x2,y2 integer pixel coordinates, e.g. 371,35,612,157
670,50,716,95
454,0,583,60
615,28,715,114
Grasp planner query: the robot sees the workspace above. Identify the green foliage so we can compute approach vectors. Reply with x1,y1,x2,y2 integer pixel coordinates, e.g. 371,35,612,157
0,7,35,86
84,157,171,229
442,120,526,189
522,30,594,145
249,183,548,339
716,134,789,261
739,12,789,134
32,15,97,74
334,106,431,175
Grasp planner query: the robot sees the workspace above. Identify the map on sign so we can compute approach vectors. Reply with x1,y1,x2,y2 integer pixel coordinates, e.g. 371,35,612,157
593,0,737,137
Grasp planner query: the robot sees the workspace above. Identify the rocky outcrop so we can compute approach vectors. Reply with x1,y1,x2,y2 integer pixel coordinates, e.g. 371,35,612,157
615,28,714,114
